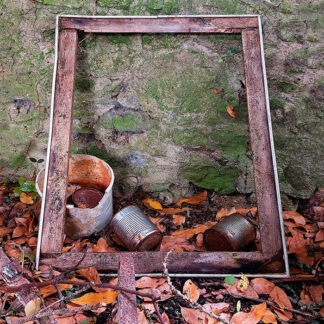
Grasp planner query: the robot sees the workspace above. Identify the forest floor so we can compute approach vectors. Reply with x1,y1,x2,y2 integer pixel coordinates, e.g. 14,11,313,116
0,181,323,324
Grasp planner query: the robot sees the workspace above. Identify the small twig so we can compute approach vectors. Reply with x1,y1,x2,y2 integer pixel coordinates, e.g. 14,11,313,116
162,250,230,324
225,291,319,318
271,276,324,283
153,302,166,324
54,283,64,309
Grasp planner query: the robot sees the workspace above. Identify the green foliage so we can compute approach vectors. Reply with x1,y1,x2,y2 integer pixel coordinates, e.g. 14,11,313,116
14,177,38,197
224,275,235,285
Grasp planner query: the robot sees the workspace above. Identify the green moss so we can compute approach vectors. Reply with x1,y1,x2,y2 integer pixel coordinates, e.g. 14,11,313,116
147,0,180,15
270,98,286,109
34,0,84,8
182,157,239,194
75,78,95,92
315,77,324,85
97,115,113,129
98,0,132,10
108,34,132,46
112,114,145,132
281,1,294,14
172,128,210,147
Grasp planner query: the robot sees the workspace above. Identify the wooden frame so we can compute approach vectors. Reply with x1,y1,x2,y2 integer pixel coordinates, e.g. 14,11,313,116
37,15,289,277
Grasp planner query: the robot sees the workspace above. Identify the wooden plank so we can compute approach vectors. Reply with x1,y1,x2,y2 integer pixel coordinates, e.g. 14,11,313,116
242,29,282,255
40,251,277,274
60,17,258,33
41,29,78,253
118,254,138,324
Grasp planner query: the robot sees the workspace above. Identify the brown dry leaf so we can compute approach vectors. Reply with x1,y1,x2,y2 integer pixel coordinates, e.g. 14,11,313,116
138,282,172,302
315,229,324,242
177,191,207,206
269,286,293,320
71,290,118,305
320,306,324,318
181,304,228,324
149,217,166,232
196,233,204,248
7,317,33,324
159,236,195,252
286,227,307,257
15,217,27,226
159,207,189,215
0,227,13,237
262,310,277,323
235,207,258,217
225,279,259,299
40,284,73,299
24,298,42,316
183,280,200,302
161,312,170,324
136,277,166,289
137,308,149,324
171,221,215,240
309,285,324,303
27,236,37,247
237,274,249,292
282,211,306,225
297,256,314,266
142,198,162,210
216,207,237,220
231,302,267,324
4,241,20,258
20,192,34,205
12,225,25,238
92,237,118,252
53,316,77,324
227,104,235,118
300,286,313,305
77,267,101,284
173,214,186,226
251,278,275,295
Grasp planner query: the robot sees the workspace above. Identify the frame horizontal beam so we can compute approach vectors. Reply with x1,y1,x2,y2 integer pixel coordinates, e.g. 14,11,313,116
60,16,258,33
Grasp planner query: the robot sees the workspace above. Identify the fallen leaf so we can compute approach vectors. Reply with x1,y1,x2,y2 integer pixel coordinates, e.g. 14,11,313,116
237,274,249,292
171,221,215,240
320,306,324,318
251,278,275,295
309,285,324,302
183,280,200,302
269,286,292,320
142,198,162,210
216,207,237,220
138,282,172,302
315,229,324,242
77,267,101,284
92,237,118,252
196,233,204,248
286,227,307,257
159,236,195,252
137,308,149,324
213,88,219,94
24,298,42,316
227,104,235,118
173,214,186,226
0,227,14,237
282,211,306,225
53,316,76,324
177,191,207,206
262,310,277,324
20,192,34,205
149,217,166,232
27,236,37,247
136,277,166,289
225,279,259,299
159,207,189,215
40,284,73,299
71,290,117,305
4,241,20,258
12,225,25,238
231,302,267,324
161,312,170,324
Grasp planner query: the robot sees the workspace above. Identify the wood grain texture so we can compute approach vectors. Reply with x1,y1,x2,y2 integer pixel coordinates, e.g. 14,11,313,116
40,251,278,274
41,29,78,253
242,29,282,255
60,17,258,33
118,255,138,324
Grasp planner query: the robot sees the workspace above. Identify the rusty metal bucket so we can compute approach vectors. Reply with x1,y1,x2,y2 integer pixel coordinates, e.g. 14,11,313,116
203,213,256,251
36,154,115,239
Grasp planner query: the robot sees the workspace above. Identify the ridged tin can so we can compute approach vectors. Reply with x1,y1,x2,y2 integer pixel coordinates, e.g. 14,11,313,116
110,205,162,251
203,213,256,251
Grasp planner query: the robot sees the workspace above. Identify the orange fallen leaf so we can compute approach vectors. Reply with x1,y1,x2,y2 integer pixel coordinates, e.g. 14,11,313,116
40,284,73,299
0,227,14,237
282,211,306,225
183,280,200,302
92,237,118,252
315,229,324,242
171,221,215,240
269,286,292,320
4,241,20,258
78,205,87,209
227,104,235,118
173,214,186,226
177,191,207,206
251,278,275,295
136,277,166,289
149,217,166,232
231,302,267,324
216,207,257,221
320,306,324,318
138,282,172,302
20,192,34,205
161,312,170,324
159,207,189,215
27,236,37,247
159,236,195,252
262,309,277,324
12,225,25,238
225,279,259,299
213,88,219,94
77,267,101,284
142,198,162,210
71,290,118,305
196,233,204,248
309,285,324,303
286,227,307,257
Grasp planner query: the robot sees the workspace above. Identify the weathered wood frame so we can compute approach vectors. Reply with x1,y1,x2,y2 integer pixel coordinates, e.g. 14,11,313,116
37,15,289,277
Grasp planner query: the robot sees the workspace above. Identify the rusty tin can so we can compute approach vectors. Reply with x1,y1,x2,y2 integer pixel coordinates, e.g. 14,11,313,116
110,205,162,251
203,213,256,251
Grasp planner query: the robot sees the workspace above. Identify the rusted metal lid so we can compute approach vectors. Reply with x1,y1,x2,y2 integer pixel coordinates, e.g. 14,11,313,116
72,188,104,208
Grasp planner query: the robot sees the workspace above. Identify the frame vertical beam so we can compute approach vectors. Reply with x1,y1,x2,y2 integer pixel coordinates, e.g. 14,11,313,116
242,29,282,255
41,29,78,253
118,254,138,324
